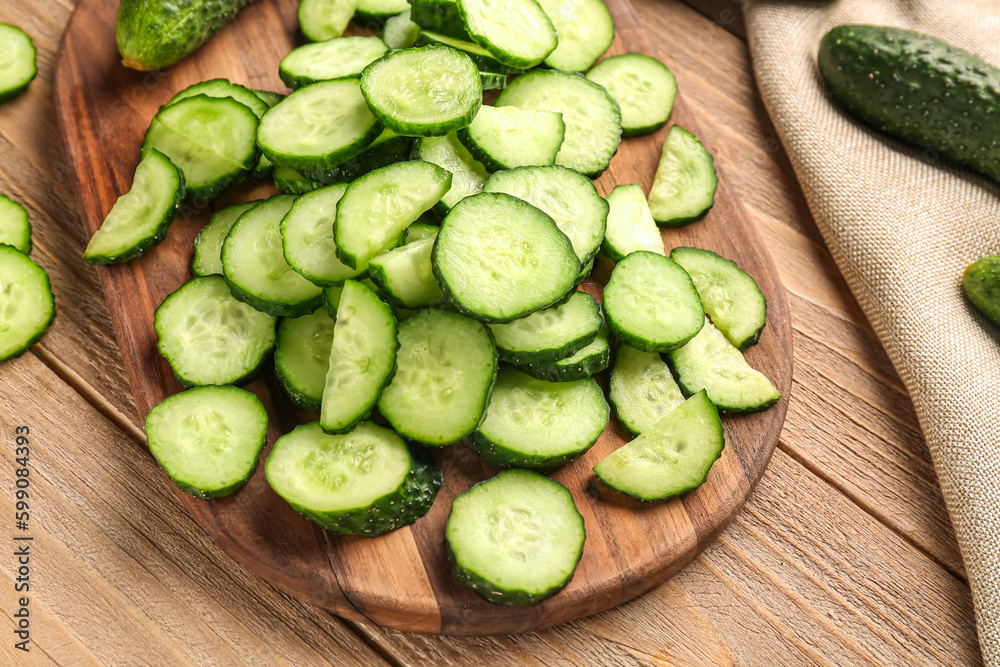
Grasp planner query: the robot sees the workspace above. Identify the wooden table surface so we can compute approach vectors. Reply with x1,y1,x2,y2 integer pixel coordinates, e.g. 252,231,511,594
0,0,980,664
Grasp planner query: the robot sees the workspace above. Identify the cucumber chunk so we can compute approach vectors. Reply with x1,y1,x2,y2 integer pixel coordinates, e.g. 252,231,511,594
192,202,258,277
488,290,601,364
320,280,398,434
280,36,389,89
84,149,186,265
601,183,663,262
446,468,585,605
515,320,610,381
414,30,523,74
0,194,31,254
456,105,564,172
648,124,717,227
458,0,557,69
0,24,36,104
964,255,1000,328
301,129,415,184
266,421,442,536
594,390,723,501
166,78,270,119
668,320,781,412
369,235,444,309
609,344,684,436
355,0,411,24
361,45,482,137
145,385,268,499
298,0,357,41
670,246,766,350
273,166,326,195
536,0,613,72
281,183,363,287
378,308,497,445
473,367,608,470
415,134,489,216
274,308,336,413
382,9,421,49
154,275,277,386
586,54,676,137
410,0,469,40
0,246,54,361
603,251,704,352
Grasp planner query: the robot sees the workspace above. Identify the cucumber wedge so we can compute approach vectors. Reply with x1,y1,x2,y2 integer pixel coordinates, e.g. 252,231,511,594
457,0,557,69
487,290,602,364
456,105,564,172
0,246,54,361
609,344,684,436
648,125,717,227
536,0,613,72
601,183,664,262
586,54,676,137
275,308,336,413
0,195,31,255
281,183,362,287
298,0,357,42
280,37,389,89
515,320,610,382
369,235,444,309
415,134,489,216
0,24,36,104
192,202,257,277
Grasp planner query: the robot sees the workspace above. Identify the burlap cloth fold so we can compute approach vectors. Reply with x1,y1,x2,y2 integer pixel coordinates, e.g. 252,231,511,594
744,1,1000,661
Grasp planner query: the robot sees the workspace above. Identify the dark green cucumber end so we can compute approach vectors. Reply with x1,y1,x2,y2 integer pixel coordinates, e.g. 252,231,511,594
963,255,1000,328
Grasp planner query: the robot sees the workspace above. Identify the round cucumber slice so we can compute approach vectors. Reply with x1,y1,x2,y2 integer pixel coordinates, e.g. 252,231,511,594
587,53,677,137
273,166,325,195
280,183,362,287
456,105,565,172
368,235,444,309
280,36,389,89
487,290,602,364
298,0,356,42
192,202,258,277
457,0,557,69
0,246,54,361
609,344,684,436
0,194,31,255
0,24,36,104
515,320,610,382
536,0,614,71
355,0,410,24
274,308,336,413
648,124,717,227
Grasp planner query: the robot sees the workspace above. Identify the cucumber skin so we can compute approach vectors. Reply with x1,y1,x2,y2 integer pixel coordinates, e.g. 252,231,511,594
964,255,1000,328
302,135,415,184
818,25,1000,183
514,346,610,382
224,279,326,318
273,167,326,195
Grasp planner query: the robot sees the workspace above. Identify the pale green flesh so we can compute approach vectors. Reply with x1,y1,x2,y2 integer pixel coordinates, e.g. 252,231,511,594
382,10,420,49
281,37,388,85
594,390,723,500
267,421,411,512
586,54,677,134
460,0,557,68
0,195,30,254
167,79,269,119
602,184,664,261
275,308,336,408
299,0,357,41
487,291,600,360
281,183,360,286
193,202,257,277
610,344,684,436
0,247,52,360
404,222,439,243
536,0,614,71
648,125,717,224
369,235,443,308
356,0,410,18
417,134,489,210
0,25,35,97
461,105,564,170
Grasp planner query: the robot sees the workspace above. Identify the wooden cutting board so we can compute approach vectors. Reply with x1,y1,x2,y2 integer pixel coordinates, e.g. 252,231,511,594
54,0,792,635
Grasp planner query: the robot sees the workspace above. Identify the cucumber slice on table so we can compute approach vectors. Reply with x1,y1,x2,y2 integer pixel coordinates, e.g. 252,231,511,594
603,250,704,352
274,308,336,413
0,246,54,361
281,183,363,287
587,54,677,137
280,36,389,89
414,30,523,74
266,421,442,536
166,78,270,119
0,194,31,254
192,202,258,277
610,344,685,436
415,134,489,216
456,105,564,172
301,129,414,184
320,280,398,434
0,24,36,104
535,0,613,71
355,0,410,24
361,45,482,137
472,367,609,470
381,9,421,49
298,0,356,41
594,390,723,501
154,275,277,387
369,235,444,309
378,308,497,445
488,290,602,364
145,385,268,499
410,0,469,40
273,166,326,195
457,0,557,69
84,149,186,265
648,124,717,227
222,195,325,317
601,183,664,262
515,320,610,382
446,468,585,606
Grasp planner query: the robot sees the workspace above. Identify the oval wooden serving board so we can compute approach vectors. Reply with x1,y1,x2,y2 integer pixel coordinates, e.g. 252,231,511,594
54,0,792,635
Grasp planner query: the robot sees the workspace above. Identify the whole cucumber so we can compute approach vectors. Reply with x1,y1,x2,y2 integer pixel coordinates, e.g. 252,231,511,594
117,0,256,71
818,25,1000,183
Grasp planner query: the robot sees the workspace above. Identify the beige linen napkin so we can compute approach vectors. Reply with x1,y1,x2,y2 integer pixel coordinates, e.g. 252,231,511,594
743,1,1000,661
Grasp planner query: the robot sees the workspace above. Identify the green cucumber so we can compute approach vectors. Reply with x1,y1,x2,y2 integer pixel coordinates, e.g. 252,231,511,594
273,166,326,195
609,344,684,436
601,183,664,262
369,235,444,309
964,255,1000,328
458,0,557,69
382,9,421,49
0,246,54,361
487,290,602,364
535,0,613,72
280,37,389,89
515,320,610,382
415,134,490,216
192,202,258,277
166,78,270,120
456,105,564,172
355,0,411,25
274,308,336,413
0,195,31,255
410,0,469,40
648,124,717,227
281,183,362,287
414,30,523,74
301,129,415,184
586,54,676,137
0,24,36,103
298,0,357,41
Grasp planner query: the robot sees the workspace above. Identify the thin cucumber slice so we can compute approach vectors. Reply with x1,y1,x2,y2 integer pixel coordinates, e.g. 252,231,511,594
456,105,564,172
84,149,186,265
594,390,723,501
479,72,508,91
274,166,326,195
166,78,270,119
536,0,613,71
484,165,608,265
586,53,676,137
473,367,609,470
252,89,285,108
497,70,621,178
0,24,36,104
648,124,717,226
281,183,362,287
488,290,601,364
415,134,489,216
192,202,258,277
609,344,684,436
405,221,439,243
671,246,767,351
0,194,31,254
601,183,663,262
433,192,579,322
154,275,277,386
446,468,584,606
266,421,442,536
145,385,267,499
274,308,335,413
457,0,557,69
667,320,781,412
0,246,53,360
410,0,469,40
355,0,410,24
257,79,382,171
280,37,389,89
414,30,523,74
382,10,421,49
301,129,415,184
369,235,444,309
335,160,452,271
298,0,356,41
361,45,482,137
142,95,260,199
378,308,497,445
603,251,704,352
222,195,325,317
515,320,609,381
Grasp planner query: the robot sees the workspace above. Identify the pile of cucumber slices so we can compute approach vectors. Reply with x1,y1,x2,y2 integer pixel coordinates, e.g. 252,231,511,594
81,0,781,607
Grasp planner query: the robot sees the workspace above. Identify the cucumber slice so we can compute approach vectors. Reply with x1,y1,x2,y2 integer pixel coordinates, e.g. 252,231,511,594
274,308,336,413
378,308,497,445
301,129,415,184
609,344,684,436
536,0,613,71
586,53,676,137
369,235,444,309
361,45,482,137
166,78,270,119
456,105,564,172
192,202,258,277
497,70,621,178
671,246,767,351
484,165,608,265
479,72,508,91
603,251,704,352
323,277,381,316
355,0,410,24
0,24,36,104
382,9,421,49
0,194,31,254
594,390,723,500
601,183,664,262
222,195,325,317
280,37,389,89
473,367,609,470
446,468,585,606
298,0,356,41
410,0,469,40
515,320,610,381
281,183,363,287
154,275,277,386
335,160,452,271
404,220,439,243
667,320,781,412
84,149,186,265
142,95,260,199
145,385,268,499
258,79,382,171
273,166,326,195
414,30,523,74
0,246,54,361
415,134,489,216
266,421,442,536
648,125,717,227
457,0,557,69
487,290,601,364
433,192,579,322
